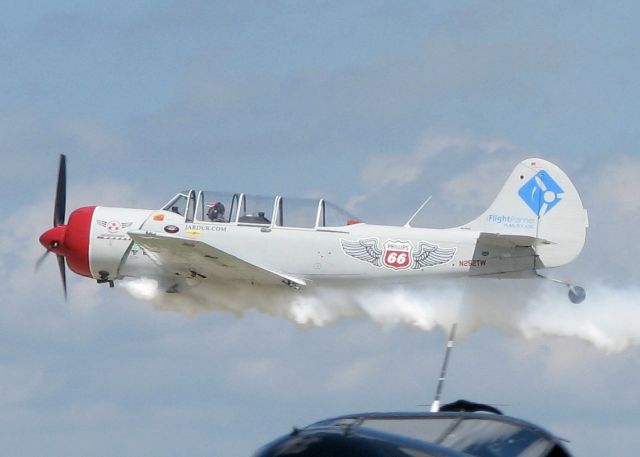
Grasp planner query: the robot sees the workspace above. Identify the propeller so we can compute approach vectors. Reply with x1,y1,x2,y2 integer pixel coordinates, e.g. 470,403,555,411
35,249,50,270
36,154,68,300
57,253,67,300
54,154,66,227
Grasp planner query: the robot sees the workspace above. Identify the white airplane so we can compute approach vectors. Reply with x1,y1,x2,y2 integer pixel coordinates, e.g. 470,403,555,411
38,156,588,302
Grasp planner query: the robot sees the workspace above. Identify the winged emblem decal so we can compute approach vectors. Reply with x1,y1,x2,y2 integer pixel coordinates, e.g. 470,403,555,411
339,238,384,267
340,238,456,270
412,241,457,269
96,219,134,233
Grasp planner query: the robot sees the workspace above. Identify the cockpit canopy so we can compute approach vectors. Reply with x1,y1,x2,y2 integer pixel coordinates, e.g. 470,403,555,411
162,191,361,229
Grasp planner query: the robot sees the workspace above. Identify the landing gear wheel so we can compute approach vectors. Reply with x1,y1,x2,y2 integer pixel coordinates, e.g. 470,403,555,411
568,285,586,304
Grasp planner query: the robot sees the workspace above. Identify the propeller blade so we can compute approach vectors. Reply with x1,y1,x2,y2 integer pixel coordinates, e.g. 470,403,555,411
56,254,67,300
35,249,51,271
54,154,67,227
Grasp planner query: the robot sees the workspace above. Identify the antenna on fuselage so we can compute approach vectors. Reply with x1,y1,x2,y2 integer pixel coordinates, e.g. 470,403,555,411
404,195,432,228
430,323,457,412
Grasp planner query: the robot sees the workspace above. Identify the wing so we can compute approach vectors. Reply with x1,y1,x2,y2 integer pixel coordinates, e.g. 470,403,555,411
412,241,457,269
340,238,383,267
128,231,306,288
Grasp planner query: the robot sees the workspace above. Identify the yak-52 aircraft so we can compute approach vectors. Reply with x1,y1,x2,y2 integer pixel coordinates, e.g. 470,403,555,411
38,156,588,302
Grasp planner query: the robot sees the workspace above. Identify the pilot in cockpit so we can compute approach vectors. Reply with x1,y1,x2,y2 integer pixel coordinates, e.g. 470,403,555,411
207,202,226,222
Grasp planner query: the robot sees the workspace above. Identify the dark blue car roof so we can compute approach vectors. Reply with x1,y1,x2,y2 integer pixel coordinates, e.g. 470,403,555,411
254,408,572,457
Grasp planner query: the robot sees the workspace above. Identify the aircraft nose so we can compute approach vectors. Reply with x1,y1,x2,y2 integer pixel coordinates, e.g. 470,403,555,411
38,206,95,279
63,206,95,278
39,225,67,255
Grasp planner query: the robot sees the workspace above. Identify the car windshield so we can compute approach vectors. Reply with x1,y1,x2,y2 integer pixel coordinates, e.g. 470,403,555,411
325,415,563,457
439,418,553,457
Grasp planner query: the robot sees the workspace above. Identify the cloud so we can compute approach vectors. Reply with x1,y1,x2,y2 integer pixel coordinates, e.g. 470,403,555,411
356,134,523,190
570,155,640,283
361,153,425,188
585,155,640,215
350,133,530,227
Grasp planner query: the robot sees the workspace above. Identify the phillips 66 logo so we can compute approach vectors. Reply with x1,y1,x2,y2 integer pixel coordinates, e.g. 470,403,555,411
382,240,412,269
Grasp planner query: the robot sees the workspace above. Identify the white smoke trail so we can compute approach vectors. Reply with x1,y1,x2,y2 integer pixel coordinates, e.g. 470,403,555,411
118,277,640,353
119,278,159,301
517,284,640,352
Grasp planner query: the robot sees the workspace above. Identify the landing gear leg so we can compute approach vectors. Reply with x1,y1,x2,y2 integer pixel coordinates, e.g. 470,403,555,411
97,270,115,288
535,272,586,304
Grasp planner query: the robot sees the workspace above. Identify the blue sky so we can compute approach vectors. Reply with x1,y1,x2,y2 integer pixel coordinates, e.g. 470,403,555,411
2,2,640,456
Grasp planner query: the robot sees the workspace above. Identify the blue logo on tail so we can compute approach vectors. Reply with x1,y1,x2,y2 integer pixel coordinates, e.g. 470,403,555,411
518,171,564,216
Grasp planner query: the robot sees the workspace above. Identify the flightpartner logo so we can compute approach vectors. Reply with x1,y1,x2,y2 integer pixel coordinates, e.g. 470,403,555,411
487,214,536,225
486,214,536,230
518,171,564,216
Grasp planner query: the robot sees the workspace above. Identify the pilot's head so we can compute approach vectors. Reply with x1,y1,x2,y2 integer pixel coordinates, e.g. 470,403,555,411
207,202,225,220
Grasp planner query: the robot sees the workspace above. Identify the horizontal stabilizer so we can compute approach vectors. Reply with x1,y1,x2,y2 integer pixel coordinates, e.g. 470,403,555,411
477,232,553,248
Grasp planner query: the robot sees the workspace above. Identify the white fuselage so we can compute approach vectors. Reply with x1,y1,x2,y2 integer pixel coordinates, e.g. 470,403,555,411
88,207,536,286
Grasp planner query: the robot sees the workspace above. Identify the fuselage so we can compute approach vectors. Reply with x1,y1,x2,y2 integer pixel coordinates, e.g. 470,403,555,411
41,202,537,287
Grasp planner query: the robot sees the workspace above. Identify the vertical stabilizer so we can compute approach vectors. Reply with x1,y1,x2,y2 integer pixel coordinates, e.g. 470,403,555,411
459,158,588,268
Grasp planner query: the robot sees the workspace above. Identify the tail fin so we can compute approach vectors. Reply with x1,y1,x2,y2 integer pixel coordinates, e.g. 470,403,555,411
459,158,588,268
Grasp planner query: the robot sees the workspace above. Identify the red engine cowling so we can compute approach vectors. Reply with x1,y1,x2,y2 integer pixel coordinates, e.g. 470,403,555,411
39,206,95,278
